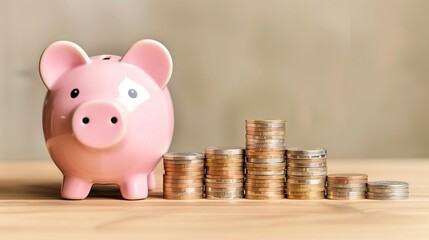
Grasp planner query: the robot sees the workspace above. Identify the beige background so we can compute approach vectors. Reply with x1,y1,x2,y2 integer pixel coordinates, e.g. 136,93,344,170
0,0,428,160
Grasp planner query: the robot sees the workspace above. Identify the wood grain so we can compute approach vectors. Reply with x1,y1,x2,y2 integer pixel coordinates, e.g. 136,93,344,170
0,159,428,240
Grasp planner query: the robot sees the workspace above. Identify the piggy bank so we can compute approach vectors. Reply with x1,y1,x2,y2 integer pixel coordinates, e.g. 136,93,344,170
39,40,174,200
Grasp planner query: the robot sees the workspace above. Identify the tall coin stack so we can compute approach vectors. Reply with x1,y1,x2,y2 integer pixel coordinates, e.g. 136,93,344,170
367,181,409,200
286,148,327,200
245,120,286,200
326,174,367,200
204,147,245,199
162,152,205,200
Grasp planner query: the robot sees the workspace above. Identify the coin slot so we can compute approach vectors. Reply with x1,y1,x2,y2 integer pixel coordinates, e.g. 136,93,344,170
102,56,111,60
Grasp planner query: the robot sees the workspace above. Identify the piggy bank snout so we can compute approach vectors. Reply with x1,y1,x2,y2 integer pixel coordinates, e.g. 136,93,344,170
72,101,126,149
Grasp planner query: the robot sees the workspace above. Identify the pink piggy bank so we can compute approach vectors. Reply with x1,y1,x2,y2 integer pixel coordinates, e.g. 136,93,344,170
39,40,174,200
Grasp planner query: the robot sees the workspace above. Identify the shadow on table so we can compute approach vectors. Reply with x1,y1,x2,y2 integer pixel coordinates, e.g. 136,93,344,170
0,180,163,200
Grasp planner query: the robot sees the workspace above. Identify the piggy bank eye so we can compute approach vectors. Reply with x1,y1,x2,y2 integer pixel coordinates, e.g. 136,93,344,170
70,88,79,98
128,89,138,98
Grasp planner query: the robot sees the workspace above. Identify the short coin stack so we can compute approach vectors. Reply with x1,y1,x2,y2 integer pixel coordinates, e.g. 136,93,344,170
163,152,205,200
367,181,409,200
326,174,367,200
245,120,286,200
204,147,245,199
286,148,327,200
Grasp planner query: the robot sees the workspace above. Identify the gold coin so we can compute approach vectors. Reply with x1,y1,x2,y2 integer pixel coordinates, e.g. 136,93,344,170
245,195,285,200
205,174,244,179
163,194,203,200
246,119,286,124
247,170,285,175
246,127,286,132
163,174,204,180
164,162,204,168
163,178,203,183
327,173,368,181
206,166,243,171
245,178,284,183
287,195,325,200
206,195,244,200
287,171,327,177
326,195,366,200
163,182,204,187
205,178,244,183
246,175,285,180
246,162,286,168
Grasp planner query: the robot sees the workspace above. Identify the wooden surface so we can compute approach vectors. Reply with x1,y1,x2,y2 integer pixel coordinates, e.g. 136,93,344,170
0,159,428,240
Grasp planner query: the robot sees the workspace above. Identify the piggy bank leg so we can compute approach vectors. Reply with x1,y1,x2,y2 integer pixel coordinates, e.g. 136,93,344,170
148,171,156,191
119,174,148,200
61,176,92,200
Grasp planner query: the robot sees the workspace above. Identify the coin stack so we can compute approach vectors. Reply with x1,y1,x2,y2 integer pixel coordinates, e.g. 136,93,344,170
204,147,245,199
286,148,327,200
162,152,205,200
326,174,367,200
245,120,286,200
367,181,409,200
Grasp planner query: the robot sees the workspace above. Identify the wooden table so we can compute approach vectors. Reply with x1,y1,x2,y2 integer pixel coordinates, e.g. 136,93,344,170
1,159,428,240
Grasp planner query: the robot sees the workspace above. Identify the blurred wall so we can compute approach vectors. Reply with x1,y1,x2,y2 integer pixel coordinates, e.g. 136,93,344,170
0,0,428,160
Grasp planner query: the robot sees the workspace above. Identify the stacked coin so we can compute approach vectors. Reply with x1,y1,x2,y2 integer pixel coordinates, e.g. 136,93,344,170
286,148,327,200
162,152,205,200
326,173,367,200
245,120,286,200
367,181,409,200
204,147,245,199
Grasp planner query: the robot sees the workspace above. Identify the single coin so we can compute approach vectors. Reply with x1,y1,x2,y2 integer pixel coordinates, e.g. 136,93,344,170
246,175,286,180
163,195,203,200
246,127,286,132
326,191,366,197
206,183,244,188
163,152,205,160
162,190,204,196
163,182,204,187
326,195,365,200
367,188,409,193
286,147,327,155
286,195,325,200
205,174,244,179
246,146,287,151
164,167,204,172
163,174,204,180
245,195,285,200
367,192,409,197
367,181,409,189
286,183,326,188
287,167,328,172
287,179,325,184
246,162,286,168
246,190,285,195
327,179,368,184
205,147,244,155
246,158,285,164
246,122,285,128
287,171,327,177
246,131,285,136
206,166,244,170
246,170,285,176
206,195,244,200
163,178,203,183
245,178,285,183
246,119,286,124
163,159,205,165
286,158,327,164
247,138,285,144
287,162,327,168
326,187,366,193
245,182,284,187
246,135,285,140
246,143,286,148
327,173,368,181
327,183,366,188
205,153,244,159
205,178,244,183
164,162,205,168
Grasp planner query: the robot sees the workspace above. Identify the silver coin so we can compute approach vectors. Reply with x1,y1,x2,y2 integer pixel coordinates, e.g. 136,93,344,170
163,152,205,160
205,147,244,155
287,162,327,168
367,192,409,197
367,188,409,193
246,170,286,176
287,179,325,184
286,154,327,159
367,195,408,200
246,158,285,164
367,181,409,189
287,171,327,177
286,147,327,155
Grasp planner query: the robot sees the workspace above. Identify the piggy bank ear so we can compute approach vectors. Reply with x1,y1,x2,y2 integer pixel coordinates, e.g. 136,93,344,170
39,41,90,90
121,40,173,89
